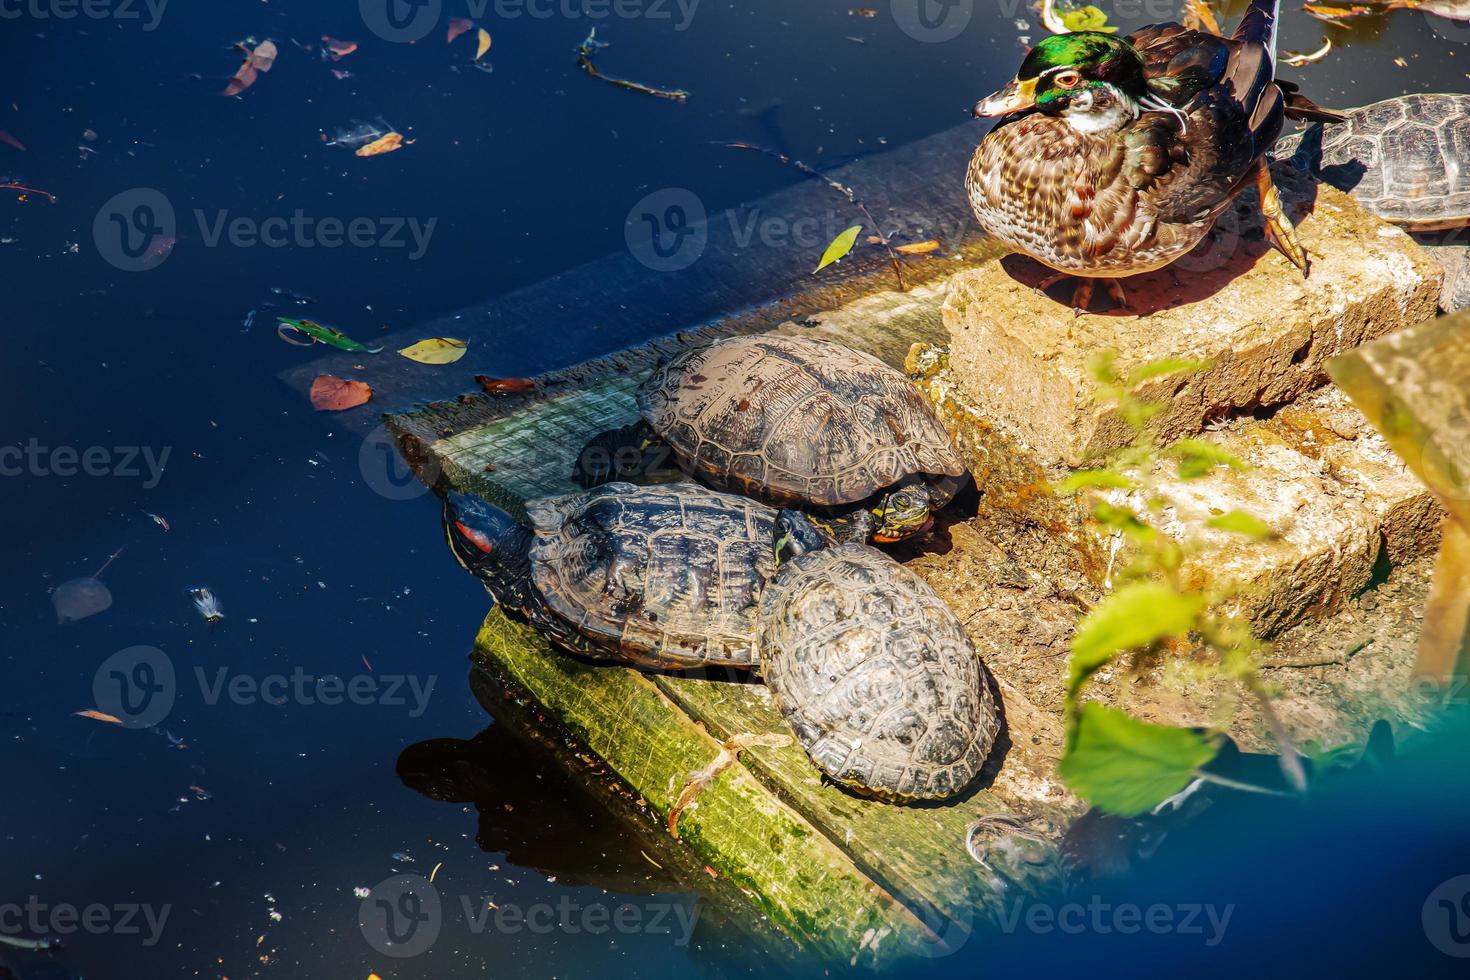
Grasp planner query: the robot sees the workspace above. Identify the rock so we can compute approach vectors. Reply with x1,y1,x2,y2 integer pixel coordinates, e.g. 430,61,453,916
1414,241,1470,314
943,164,1443,468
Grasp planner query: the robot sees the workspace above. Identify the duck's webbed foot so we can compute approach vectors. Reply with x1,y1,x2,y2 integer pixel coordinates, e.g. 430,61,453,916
1037,273,1127,315
1253,158,1309,277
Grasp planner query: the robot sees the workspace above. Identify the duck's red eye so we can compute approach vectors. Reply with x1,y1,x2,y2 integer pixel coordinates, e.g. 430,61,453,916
1054,70,1083,90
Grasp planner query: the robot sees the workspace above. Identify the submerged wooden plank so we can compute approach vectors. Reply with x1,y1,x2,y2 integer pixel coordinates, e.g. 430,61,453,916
474,609,939,966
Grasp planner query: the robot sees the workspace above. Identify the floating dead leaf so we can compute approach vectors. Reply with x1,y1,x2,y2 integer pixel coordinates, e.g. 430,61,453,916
223,39,279,96
895,239,941,255
0,130,24,152
322,36,358,60
74,709,124,725
1282,38,1333,67
448,18,474,43
476,375,537,396
309,375,374,411
399,337,468,364
53,577,113,623
475,28,492,61
814,224,862,274
355,132,407,157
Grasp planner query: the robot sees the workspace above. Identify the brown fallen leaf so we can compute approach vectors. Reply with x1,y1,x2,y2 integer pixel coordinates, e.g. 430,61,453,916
74,709,124,725
322,36,357,60
476,375,537,396
895,239,941,255
309,375,374,411
355,132,407,157
223,39,279,96
447,18,474,43
0,130,24,152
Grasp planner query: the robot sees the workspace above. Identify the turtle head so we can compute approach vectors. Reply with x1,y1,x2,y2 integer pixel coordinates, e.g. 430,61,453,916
974,33,1147,134
774,509,835,566
869,482,934,544
441,490,533,604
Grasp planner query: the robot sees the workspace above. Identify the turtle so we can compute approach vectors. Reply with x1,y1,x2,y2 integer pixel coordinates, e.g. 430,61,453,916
1273,93,1470,312
582,334,967,544
757,542,999,802
443,483,999,802
442,481,777,672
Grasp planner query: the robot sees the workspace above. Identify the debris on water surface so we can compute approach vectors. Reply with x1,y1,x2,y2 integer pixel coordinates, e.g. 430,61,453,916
0,129,25,152
476,375,536,396
73,709,123,725
448,18,475,43
399,337,468,364
222,38,278,97
53,577,112,623
277,317,383,353
1283,39,1333,67
391,852,414,863
188,587,225,624
321,36,357,61
320,119,395,150
355,132,410,158
576,29,689,103
309,375,374,412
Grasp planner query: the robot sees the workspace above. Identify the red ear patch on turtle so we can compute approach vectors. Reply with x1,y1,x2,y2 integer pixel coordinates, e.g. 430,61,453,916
455,521,495,554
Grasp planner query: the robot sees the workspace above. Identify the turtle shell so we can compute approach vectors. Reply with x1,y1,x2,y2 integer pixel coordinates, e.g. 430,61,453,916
637,335,964,508
525,482,776,671
1274,93,1470,231
757,544,998,802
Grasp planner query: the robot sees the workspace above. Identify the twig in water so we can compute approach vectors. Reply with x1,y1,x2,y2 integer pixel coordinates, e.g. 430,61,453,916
576,29,689,103
716,141,908,291
1,181,57,203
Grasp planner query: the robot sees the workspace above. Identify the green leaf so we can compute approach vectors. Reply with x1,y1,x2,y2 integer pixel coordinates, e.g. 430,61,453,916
1090,501,1155,541
1206,510,1275,539
277,317,383,354
814,225,862,274
1056,469,1137,495
1069,582,1203,698
1168,438,1247,479
1126,358,1210,387
1061,5,1119,33
1059,703,1218,816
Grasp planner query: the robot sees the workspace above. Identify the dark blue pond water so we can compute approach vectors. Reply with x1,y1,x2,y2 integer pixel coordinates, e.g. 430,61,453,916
3,2,1470,978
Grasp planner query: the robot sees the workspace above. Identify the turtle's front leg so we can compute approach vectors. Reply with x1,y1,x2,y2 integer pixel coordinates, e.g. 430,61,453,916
1253,158,1309,276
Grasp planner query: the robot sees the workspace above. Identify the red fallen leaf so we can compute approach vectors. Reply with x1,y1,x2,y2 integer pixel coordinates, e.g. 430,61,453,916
476,375,537,396
309,375,373,411
0,130,24,152
222,39,278,96
447,18,474,43
322,36,358,60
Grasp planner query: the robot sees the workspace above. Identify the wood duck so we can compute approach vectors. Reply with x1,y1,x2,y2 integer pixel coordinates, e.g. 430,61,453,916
966,0,1340,311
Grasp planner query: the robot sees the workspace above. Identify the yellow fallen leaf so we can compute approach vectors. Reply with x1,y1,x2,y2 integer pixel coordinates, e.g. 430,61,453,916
398,337,468,364
356,132,406,158
74,709,123,725
895,239,941,255
814,225,862,274
429,861,443,883
475,28,492,60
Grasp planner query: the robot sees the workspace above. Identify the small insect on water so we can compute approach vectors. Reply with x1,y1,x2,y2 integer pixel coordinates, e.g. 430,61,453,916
188,587,225,624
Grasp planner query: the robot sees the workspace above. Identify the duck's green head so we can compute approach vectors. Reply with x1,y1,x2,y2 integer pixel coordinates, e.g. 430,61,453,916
974,32,1148,121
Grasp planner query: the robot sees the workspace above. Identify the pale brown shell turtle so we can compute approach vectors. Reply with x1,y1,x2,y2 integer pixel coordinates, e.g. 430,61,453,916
757,541,999,802
1274,93,1470,312
635,335,966,543
443,482,777,672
